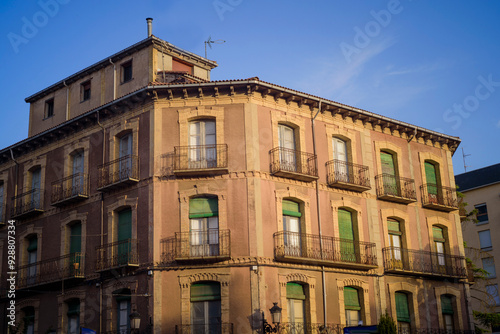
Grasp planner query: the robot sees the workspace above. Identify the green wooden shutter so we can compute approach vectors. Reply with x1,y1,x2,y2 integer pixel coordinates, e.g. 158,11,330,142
67,300,80,316
70,223,82,254
189,198,219,218
381,152,396,176
395,292,411,323
344,287,361,310
283,200,302,217
425,162,438,195
286,283,306,300
441,295,454,315
118,209,132,241
27,237,38,252
338,209,354,240
433,227,444,241
191,282,221,301
387,220,400,233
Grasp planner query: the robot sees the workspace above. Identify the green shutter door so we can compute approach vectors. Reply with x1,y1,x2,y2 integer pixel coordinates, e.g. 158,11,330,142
441,295,454,315
286,283,306,300
344,287,361,310
189,198,218,218
395,292,411,323
380,152,398,196
69,223,82,275
338,209,355,262
118,209,132,265
425,162,438,196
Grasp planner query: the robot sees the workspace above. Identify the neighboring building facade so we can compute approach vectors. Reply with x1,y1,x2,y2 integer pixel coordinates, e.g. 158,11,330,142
456,163,500,329
0,19,473,334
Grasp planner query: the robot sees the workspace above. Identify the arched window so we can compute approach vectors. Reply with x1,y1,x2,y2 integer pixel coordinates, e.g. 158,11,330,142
344,287,361,326
338,209,355,262
279,124,297,172
395,292,411,332
441,295,454,331
287,283,306,328
71,150,84,194
425,161,440,203
66,299,80,334
190,197,219,256
433,226,446,266
380,151,399,196
191,282,221,332
387,219,403,268
30,166,42,208
282,200,302,256
189,119,216,168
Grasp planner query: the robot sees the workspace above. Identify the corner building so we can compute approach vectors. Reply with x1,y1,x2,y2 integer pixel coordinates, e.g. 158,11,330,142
0,23,473,334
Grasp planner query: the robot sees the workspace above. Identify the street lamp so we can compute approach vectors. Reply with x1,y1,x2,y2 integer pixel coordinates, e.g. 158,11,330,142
129,310,141,333
263,302,282,333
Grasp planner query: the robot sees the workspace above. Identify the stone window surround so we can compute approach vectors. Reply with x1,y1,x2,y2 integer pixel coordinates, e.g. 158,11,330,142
22,155,47,193
380,208,410,250
330,199,365,242
16,299,40,334
275,188,311,235
337,278,371,326
106,195,138,244
387,282,420,328
57,290,86,333
426,216,455,255
434,286,463,330
271,111,306,153
18,225,43,266
325,124,360,165
60,210,88,256
373,141,404,178
103,280,138,332
278,273,317,325
108,117,140,162
178,106,225,147
63,139,90,179
418,152,447,187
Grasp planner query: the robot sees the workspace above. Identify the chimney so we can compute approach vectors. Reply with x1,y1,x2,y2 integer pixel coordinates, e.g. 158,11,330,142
146,18,153,37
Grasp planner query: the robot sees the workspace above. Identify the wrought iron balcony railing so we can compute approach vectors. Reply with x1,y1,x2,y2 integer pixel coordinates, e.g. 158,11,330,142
160,229,231,264
16,252,85,289
11,188,44,219
375,174,417,204
96,239,139,271
270,147,318,182
173,144,228,176
274,231,377,270
175,323,234,334
97,155,139,191
51,173,89,206
382,246,467,278
326,159,370,192
275,323,344,334
420,184,458,212
398,329,475,334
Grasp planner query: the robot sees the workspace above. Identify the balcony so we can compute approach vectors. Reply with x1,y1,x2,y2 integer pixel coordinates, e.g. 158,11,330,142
276,323,344,334
375,174,417,204
16,252,85,289
97,155,139,191
175,323,234,334
398,329,475,334
95,239,139,271
11,188,44,219
420,184,458,212
382,247,467,278
326,160,371,192
270,147,318,182
51,173,89,206
160,229,231,264
274,231,377,270
173,144,228,176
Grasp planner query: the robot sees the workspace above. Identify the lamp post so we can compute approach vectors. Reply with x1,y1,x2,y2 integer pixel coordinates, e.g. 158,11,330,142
263,302,282,333
129,310,141,334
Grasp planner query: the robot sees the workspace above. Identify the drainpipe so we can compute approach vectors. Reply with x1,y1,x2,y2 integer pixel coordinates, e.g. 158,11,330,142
109,59,116,101
63,81,69,120
97,110,105,333
311,100,327,326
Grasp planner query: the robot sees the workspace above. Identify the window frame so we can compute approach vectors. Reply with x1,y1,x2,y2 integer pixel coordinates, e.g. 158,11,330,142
44,98,54,119
121,60,133,83
80,80,91,102
479,230,493,250
475,203,489,224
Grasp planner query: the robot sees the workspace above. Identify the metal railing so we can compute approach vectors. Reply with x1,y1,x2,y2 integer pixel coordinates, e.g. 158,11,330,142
11,188,44,218
175,323,233,334
326,160,370,190
173,144,228,171
420,184,458,209
96,239,139,271
274,231,377,267
16,252,85,288
398,329,475,334
270,147,318,178
275,323,344,334
160,229,231,263
382,247,467,278
375,174,416,201
51,173,89,204
97,155,139,189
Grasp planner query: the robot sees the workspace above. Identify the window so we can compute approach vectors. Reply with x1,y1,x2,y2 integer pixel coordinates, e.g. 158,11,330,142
67,300,80,334
80,80,91,101
45,98,54,118
122,61,133,83
424,161,439,203
433,226,446,266
69,222,82,275
344,287,361,326
388,219,403,267
279,124,297,172
487,285,500,306
22,307,35,334
395,292,411,332
189,197,219,257
119,133,133,178
287,283,306,329
380,151,399,196
338,209,355,262
283,200,301,256
30,167,42,209
441,295,454,331
333,137,349,179
189,120,216,168
483,257,496,278
71,150,84,194
115,290,131,333
117,208,132,265
479,230,493,250
475,204,489,224
27,236,37,285
191,282,221,333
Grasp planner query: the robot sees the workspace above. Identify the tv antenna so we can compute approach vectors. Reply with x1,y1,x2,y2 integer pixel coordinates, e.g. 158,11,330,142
462,148,471,172
204,36,225,58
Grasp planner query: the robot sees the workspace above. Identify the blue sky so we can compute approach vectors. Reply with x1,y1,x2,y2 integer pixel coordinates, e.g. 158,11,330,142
1,0,499,174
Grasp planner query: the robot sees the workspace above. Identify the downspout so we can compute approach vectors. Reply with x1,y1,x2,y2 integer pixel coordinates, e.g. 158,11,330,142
63,81,69,120
109,59,116,100
311,100,327,326
97,110,105,333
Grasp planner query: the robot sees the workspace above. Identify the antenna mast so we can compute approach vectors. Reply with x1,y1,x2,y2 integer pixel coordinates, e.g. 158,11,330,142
204,36,226,58
462,148,471,172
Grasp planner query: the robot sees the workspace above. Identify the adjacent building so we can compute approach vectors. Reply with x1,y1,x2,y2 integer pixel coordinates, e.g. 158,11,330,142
0,19,473,334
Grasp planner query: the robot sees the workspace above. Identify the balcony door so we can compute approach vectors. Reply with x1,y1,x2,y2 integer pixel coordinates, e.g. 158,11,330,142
117,297,131,334
441,295,454,332
69,223,82,276
119,133,133,178
283,200,301,257
425,162,439,203
27,236,37,285
333,137,349,182
31,167,41,209
71,151,84,195
287,283,306,333
191,282,222,334
380,152,399,196
190,198,219,257
344,287,361,326
338,209,356,262
395,292,411,333
189,120,216,168
117,209,132,265
433,226,446,267
279,124,296,172
388,219,403,269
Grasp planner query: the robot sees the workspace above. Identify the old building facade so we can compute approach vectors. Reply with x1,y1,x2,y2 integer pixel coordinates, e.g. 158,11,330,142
0,20,472,334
